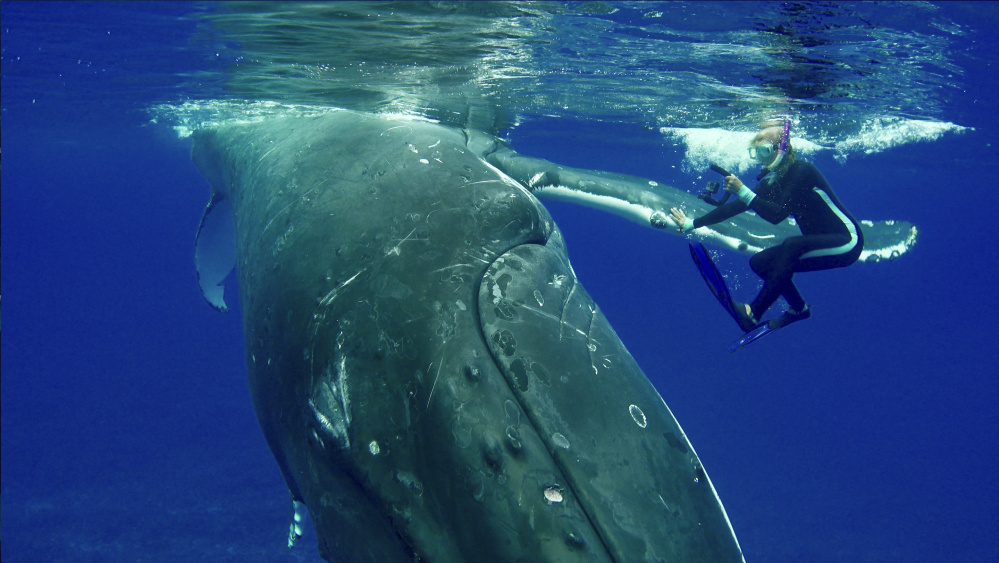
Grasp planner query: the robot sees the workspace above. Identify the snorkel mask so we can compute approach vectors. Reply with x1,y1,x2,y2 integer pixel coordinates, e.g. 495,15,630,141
748,144,776,162
755,119,792,179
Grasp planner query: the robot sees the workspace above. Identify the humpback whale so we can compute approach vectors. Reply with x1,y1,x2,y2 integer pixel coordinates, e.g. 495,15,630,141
191,109,915,562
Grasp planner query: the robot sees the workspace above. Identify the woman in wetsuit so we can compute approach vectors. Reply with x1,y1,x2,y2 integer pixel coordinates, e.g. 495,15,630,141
669,123,864,331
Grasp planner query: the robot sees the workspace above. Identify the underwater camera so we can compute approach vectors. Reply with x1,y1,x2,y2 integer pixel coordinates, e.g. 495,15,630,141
697,164,732,207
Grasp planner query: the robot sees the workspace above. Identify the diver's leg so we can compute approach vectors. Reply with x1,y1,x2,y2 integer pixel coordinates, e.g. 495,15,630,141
752,233,859,318
748,235,838,319
780,280,807,313
792,234,862,273
748,244,796,320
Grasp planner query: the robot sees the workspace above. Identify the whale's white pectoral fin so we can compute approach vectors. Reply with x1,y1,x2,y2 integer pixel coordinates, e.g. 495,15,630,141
477,143,918,261
194,192,236,312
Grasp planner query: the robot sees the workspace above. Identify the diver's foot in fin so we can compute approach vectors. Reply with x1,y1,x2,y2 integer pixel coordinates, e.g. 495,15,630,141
733,302,759,332
788,304,811,320
770,305,811,329
728,305,810,353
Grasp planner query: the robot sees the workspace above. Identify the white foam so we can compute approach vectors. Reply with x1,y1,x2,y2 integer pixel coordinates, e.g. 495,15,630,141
833,116,969,162
663,117,968,171
662,127,825,176
148,99,437,138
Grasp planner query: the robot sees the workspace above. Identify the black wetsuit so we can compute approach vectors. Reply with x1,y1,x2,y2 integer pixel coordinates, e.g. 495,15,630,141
693,160,864,319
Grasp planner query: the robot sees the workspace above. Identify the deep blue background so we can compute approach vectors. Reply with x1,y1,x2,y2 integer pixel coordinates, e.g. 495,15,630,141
3,2,998,561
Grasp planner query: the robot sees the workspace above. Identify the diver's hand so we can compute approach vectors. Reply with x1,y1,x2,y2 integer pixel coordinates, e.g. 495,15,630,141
669,207,686,228
669,207,689,232
724,175,744,193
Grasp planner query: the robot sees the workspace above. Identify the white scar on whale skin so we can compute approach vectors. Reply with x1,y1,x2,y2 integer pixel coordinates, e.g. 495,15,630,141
425,354,446,412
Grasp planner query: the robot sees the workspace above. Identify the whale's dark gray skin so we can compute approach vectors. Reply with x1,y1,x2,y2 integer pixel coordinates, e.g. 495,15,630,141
192,110,747,562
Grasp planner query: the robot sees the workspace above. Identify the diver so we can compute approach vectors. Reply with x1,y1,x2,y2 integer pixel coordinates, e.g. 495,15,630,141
669,121,864,332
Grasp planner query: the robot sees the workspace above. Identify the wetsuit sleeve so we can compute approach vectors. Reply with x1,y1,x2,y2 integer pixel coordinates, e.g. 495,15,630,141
746,177,792,225
692,200,748,229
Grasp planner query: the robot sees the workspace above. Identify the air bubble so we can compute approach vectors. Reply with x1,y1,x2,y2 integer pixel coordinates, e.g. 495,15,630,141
369,440,381,455
629,404,647,428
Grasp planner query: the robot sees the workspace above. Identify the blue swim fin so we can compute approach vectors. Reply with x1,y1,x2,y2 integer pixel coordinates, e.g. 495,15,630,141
690,242,811,352
728,306,811,353
689,243,756,331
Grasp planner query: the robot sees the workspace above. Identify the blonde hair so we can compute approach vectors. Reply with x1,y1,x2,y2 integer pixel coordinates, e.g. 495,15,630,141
752,126,785,147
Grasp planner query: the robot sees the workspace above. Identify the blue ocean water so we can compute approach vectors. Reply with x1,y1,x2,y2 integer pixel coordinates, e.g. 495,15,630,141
2,2,997,562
